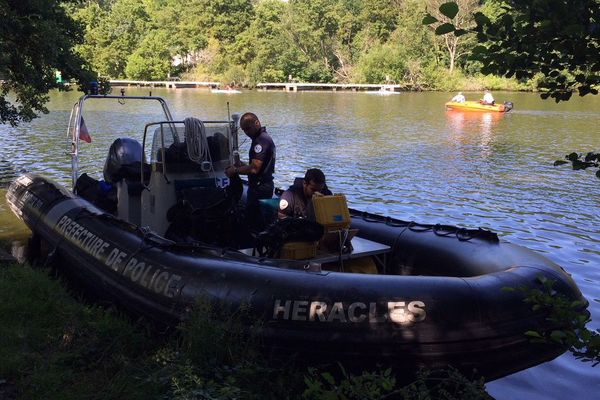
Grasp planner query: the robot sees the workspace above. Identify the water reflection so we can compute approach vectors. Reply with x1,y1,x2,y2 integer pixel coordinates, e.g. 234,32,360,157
445,110,504,160
0,90,599,400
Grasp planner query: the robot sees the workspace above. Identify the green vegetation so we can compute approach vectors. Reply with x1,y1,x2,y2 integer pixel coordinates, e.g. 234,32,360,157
2,260,597,399
3,1,598,126
424,0,600,101
505,276,600,366
554,152,600,179
0,262,492,399
66,0,531,91
0,0,98,126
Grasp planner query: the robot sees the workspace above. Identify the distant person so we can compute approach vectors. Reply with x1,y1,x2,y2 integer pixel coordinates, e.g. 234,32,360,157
225,113,276,229
451,92,466,103
481,90,495,105
278,168,332,219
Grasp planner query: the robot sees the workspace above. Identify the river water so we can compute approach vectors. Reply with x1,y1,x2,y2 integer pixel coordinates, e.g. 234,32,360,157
0,88,598,398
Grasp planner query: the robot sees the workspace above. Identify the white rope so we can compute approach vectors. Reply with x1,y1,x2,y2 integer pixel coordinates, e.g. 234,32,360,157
184,117,217,184
184,117,209,164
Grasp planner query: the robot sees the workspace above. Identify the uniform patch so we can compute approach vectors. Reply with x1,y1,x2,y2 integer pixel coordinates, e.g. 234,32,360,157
254,144,263,154
279,199,289,210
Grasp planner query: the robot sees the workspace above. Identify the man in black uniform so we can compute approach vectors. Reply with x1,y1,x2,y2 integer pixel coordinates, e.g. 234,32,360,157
225,112,276,229
278,168,331,219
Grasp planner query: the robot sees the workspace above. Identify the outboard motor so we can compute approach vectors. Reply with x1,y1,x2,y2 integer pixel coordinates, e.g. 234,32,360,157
103,138,145,183
503,101,514,112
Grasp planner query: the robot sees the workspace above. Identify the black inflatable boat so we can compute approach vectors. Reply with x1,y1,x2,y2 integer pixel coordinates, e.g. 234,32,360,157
6,94,587,380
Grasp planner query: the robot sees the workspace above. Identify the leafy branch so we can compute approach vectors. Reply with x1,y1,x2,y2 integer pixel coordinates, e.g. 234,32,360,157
554,152,600,179
506,276,600,366
423,1,600,102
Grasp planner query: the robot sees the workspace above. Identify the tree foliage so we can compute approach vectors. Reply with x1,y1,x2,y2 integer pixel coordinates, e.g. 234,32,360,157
424,0,600,101
0,0,98,125
66,0,462,86
424,0,480,73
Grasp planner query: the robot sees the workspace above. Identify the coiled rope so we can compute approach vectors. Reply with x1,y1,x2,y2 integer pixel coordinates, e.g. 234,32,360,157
184,117,212,167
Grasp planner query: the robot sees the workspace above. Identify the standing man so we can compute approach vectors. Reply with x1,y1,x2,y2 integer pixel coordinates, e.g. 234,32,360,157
226,112,276,229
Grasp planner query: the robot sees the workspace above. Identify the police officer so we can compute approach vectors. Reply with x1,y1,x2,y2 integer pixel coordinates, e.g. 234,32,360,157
226,112,276,229
278,168,331,219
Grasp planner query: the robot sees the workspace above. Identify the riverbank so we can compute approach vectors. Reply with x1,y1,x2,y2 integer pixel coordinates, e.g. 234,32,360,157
110,72,532,93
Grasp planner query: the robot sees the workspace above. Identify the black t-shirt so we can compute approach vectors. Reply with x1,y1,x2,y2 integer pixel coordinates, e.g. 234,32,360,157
248,127,275,188
279,179,332,219
279,183,306,219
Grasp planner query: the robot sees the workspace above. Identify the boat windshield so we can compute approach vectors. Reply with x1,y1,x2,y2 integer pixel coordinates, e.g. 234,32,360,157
143,119,236,181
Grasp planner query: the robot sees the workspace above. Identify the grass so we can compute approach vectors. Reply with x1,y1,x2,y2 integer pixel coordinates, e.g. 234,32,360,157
0,261,491,399
0,262,161,399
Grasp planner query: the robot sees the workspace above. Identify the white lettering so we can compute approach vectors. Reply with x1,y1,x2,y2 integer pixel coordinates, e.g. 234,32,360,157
153,271,170,293
292,300,309,321
408,301,426,322
309,302,327,321
130,261,146,282
327,302,347,323
388,302,407,324
273,299,291,319
164,275,182,298
348,302,367,322
369,302,385,323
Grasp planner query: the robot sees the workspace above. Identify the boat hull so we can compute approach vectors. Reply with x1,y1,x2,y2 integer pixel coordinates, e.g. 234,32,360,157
6,173,585,379
445,101,510,112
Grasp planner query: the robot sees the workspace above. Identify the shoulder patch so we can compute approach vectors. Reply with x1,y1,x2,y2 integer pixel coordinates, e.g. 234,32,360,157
279,199,289,210
254,144,263,154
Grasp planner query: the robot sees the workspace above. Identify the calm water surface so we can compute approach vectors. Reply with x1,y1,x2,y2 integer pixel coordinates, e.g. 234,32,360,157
0,88,598,399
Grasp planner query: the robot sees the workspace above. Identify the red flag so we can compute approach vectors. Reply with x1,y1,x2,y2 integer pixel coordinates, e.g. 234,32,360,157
79,117,92,143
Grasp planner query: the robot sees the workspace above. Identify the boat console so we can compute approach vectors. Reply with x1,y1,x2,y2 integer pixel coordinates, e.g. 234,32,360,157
67,94,391,272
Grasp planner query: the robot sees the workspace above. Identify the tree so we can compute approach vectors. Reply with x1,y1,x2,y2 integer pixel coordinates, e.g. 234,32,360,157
79,0,150,79
0,0,98,125
424,0,600,101
424,0,480,73
230,0,289,83
125,31,172,80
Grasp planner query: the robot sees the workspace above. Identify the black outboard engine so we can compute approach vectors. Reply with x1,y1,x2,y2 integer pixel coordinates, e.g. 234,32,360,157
103,138,145,183
503,101,514,112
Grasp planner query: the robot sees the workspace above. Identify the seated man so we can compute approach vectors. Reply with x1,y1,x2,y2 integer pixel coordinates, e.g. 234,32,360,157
278,168,331,219
451,92,465,103
481,90,495,105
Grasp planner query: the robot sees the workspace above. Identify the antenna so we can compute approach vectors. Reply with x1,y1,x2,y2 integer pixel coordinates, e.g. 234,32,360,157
227,102,241,166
